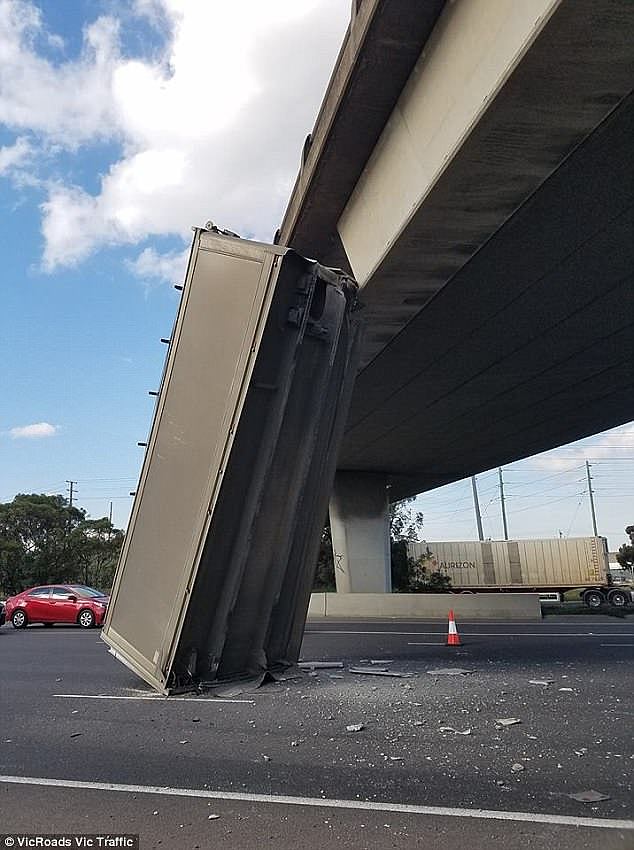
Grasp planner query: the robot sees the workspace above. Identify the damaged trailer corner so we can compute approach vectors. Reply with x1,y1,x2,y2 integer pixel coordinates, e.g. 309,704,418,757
101,228,363,694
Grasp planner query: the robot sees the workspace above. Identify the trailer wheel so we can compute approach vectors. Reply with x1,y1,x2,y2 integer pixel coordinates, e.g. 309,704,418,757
608,590,629,608
583,590,604,609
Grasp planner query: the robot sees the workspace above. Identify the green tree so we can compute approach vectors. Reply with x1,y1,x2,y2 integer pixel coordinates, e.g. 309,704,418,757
616,524,634,571
389,496,424,542
0,494,123,594
313,522,336,591
390,497,424,591
71,517,125,590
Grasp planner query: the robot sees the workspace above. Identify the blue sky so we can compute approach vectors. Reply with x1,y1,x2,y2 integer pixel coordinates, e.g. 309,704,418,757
1,0,632,552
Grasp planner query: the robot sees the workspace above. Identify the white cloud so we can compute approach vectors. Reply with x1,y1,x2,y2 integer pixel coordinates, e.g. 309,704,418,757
0,136,31,174
531,424,634,470
9,421,58,439
0,0,351,270
0,3,119,144
127,245,189,288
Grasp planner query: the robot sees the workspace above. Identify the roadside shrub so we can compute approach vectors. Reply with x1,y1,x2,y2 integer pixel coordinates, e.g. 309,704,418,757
408,553,452,593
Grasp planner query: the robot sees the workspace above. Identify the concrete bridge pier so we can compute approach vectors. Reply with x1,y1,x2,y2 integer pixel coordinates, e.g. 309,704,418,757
329,471,391,593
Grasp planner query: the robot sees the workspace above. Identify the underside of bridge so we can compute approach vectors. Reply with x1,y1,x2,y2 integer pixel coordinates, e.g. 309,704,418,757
280,0,634,502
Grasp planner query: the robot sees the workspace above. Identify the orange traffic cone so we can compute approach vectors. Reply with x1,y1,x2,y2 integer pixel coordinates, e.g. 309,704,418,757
447,609,461,646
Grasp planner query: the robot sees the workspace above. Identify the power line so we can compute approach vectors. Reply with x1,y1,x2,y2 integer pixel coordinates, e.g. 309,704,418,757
505,492,586,515
565,495,585,538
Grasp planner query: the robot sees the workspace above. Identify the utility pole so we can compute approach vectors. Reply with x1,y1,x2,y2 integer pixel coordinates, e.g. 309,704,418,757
66,480,77,508
109,501,113,524
471,475,484,541
585,460,598,536
498,467,509,541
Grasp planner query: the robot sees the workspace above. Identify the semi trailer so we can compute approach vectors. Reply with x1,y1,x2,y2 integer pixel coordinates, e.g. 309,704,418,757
408,537,632,608
102,227,363,693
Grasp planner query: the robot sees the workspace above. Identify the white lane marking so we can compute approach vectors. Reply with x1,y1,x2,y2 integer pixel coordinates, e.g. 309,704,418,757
309,620,631,628
0,775,631,831
407,642,445,646
306,630,634,637
600,644,634,647
53,694,254,704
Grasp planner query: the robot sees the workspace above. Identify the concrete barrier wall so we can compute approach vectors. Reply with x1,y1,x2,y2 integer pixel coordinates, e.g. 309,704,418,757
308,593,327,617
308,592,542,619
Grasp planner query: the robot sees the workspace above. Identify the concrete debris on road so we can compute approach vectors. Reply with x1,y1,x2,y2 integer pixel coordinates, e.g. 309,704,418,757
511,763,525,773
559,687,574,692
346,723,365,732
496,718,521,727
426,668,474,676
349,667,414,677
529,679,554,686
298,661,344,669
439,726,472,735
568,790,611,803
207,814,220,820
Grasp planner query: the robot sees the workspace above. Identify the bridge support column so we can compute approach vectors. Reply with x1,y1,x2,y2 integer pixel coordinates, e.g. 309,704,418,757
329,472,391,593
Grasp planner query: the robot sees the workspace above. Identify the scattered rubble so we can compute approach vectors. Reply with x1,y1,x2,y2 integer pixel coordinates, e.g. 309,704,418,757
568,790,611,803
349,667,414,678
511,763,525,773
426,668,474,676
495,718,521,727
298,662,344,670
439,726,472,736
346,724,365,733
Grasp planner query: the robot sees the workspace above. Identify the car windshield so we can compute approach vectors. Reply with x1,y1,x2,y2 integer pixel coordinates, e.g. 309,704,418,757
69,585,106,598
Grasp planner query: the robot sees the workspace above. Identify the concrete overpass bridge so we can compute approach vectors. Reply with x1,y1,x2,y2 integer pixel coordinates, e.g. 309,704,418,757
278,0,634,592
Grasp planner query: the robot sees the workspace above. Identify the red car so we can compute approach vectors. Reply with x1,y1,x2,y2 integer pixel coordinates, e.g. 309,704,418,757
4,584,109,629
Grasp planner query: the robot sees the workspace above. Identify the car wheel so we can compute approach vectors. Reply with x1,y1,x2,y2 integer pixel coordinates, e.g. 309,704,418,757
584,590,604,609
78,609,95,629
12,609,28,629
608,590,628,608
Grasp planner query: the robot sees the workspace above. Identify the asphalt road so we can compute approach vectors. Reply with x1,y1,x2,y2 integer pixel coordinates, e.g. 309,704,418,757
0,614,632,849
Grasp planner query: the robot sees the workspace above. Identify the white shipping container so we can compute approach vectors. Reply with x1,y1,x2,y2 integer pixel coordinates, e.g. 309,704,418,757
407,537,608,590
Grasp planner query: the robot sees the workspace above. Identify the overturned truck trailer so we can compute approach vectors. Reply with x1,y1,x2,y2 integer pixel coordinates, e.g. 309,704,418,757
102,228,362,693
